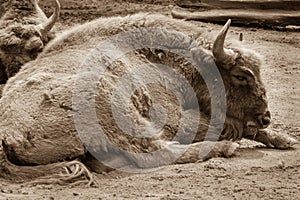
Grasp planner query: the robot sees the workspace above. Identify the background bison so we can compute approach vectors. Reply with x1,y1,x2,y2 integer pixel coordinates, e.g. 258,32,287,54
0,0,60,85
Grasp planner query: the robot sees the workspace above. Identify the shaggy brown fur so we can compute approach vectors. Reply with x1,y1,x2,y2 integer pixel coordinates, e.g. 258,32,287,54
0,13,297,185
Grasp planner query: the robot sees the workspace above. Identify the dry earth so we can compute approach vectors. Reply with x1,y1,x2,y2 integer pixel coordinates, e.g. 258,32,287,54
0,0,299,199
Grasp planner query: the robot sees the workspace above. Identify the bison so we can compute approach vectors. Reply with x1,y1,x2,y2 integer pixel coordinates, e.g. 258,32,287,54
0,0,60,84
0,12,297,185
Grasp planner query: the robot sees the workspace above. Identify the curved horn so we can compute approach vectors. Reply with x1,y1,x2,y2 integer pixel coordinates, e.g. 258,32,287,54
36,0,60,37
212,19,234,64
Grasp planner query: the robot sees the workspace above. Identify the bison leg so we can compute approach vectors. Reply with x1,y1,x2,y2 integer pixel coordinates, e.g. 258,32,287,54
126,140,239,169
251,129,298,149
173,140,239,164
0,142,94,186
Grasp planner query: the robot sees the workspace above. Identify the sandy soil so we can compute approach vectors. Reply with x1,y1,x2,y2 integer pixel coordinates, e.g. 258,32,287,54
0,1,299,199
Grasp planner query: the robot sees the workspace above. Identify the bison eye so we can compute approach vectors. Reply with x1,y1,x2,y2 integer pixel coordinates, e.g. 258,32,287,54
233,75,246,82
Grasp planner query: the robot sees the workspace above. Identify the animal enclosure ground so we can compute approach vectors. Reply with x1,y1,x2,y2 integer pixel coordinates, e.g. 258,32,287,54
0,0,299,199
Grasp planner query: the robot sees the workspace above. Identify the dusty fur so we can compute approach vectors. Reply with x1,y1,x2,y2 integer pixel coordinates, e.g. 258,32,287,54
0,12,296,185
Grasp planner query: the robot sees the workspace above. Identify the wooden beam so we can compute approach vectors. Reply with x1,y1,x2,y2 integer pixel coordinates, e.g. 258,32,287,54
175,0,300,11
172,6,300,27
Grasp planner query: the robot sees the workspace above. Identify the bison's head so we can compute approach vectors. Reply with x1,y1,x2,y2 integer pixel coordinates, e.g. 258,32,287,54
0,0,60,83
212,20,271,139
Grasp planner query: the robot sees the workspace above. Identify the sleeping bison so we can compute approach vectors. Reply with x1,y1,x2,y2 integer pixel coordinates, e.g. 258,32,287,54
0,11,297,185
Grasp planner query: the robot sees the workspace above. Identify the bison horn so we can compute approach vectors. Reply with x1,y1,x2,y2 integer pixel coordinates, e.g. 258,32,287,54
36,0,60,37
212,19,235,66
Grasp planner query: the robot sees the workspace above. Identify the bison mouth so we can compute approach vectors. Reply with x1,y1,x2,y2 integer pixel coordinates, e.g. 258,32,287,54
246,121,259,129
245,117,271,135
243,121,261,138
246,119,270,132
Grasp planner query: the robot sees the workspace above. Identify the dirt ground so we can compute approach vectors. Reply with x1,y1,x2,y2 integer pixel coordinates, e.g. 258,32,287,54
0,0,299,199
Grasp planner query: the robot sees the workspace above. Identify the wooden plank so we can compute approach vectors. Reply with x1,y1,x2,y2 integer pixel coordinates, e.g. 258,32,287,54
175,0,300,10
172,6,300,27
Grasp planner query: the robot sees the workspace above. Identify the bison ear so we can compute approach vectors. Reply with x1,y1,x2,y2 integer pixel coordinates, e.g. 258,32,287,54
212,19,237,69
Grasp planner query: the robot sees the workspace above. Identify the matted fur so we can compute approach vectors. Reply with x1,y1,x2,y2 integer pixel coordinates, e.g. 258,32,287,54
0,13,296,185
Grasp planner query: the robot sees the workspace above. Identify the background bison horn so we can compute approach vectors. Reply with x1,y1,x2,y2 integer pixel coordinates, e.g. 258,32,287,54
36,0,60,37
212,19,235,66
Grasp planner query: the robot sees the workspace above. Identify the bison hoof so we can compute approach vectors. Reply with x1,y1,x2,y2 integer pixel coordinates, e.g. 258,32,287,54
269,133,299,149
222,141,239,157
228,142,240,156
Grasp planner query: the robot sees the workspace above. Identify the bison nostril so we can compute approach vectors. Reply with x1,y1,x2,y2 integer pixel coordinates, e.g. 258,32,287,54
261,117,271,126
